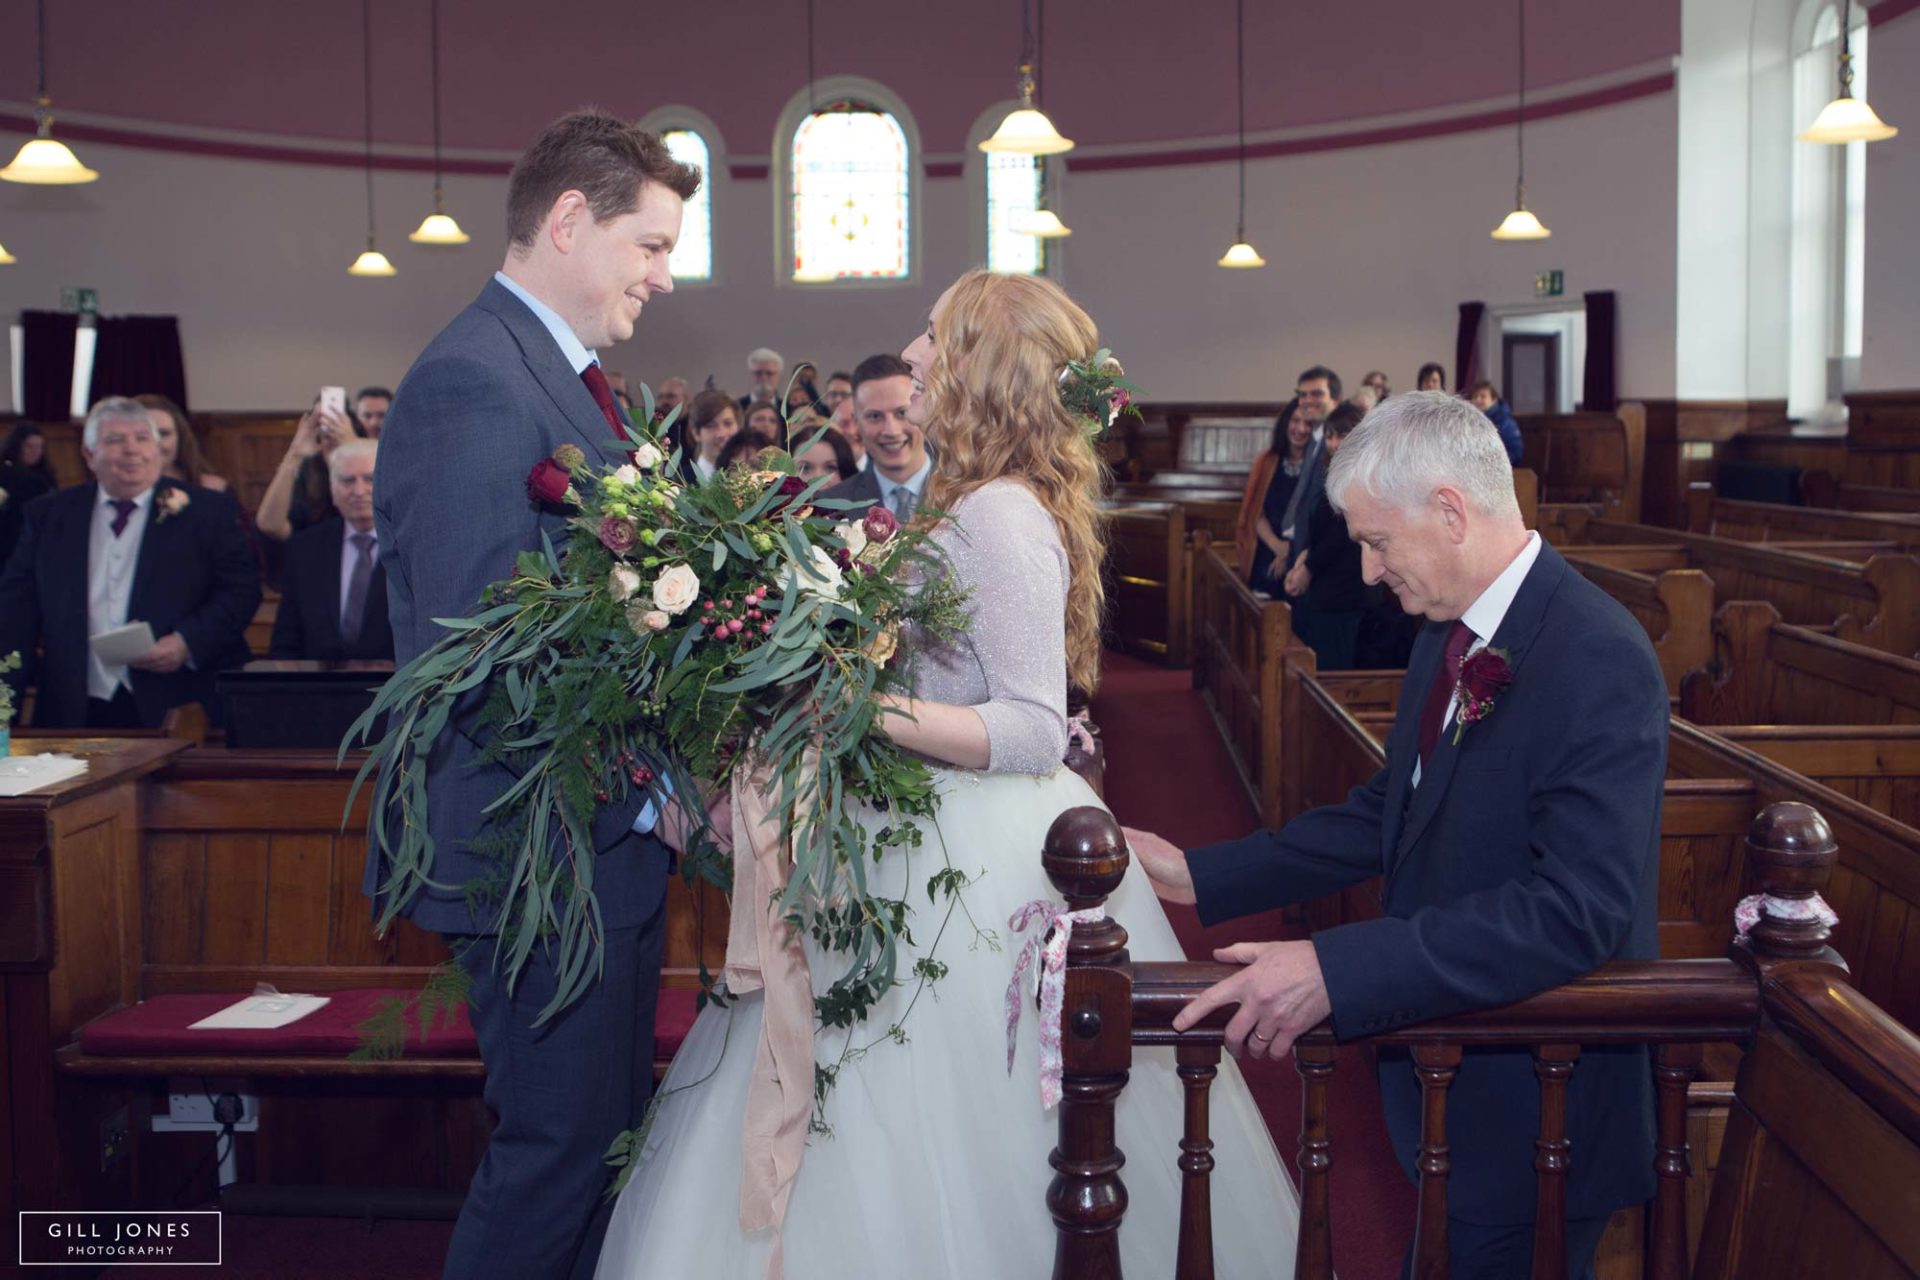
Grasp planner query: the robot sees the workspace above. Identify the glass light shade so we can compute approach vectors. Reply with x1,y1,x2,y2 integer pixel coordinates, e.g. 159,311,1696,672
1799,95,1898,144
348,248,398,277
409,212,471,244
1013,208,1071,237
1217,241,1267,268
0,241,16,264
979,108,1074,156
0,136,98,184
1491,206,1551,240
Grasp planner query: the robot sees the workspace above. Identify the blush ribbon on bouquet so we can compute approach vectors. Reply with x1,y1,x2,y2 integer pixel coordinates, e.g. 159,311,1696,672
1005,898,1108,1109
722,749,822,1273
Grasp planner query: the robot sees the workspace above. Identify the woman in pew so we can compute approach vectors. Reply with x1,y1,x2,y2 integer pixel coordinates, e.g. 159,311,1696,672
137,394,232,495
1284,403,1374,669
256,392,369,541
0,420,59,569
1237,396,1310,588
1416,360,1447,392
598,270,1304,1279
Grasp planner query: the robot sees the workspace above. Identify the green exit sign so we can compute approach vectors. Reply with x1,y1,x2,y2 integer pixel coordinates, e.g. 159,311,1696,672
1534,270,1564,298
60,286,99,315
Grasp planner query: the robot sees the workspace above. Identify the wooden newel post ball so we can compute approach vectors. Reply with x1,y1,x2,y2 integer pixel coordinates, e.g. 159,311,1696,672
1745,801,1838,958
1042,806,1130,963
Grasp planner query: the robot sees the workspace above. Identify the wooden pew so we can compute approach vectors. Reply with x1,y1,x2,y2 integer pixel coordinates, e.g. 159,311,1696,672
1515,403,1647,523
1680,601,1920,726
1189,541,1303,828
1555,556,1715,697
1711,726,1920,830
1046,802,1920,1280
1686,485,1920,551
1802,475,1920,515
1105,502,1191,666
1562,524,1920,659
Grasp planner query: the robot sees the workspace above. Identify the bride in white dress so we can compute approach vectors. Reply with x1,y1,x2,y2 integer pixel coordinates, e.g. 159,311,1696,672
597,270,1301,1278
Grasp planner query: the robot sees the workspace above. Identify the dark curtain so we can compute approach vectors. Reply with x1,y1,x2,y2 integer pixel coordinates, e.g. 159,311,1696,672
20,310,79,421
90,315,188,410
1454,301,1485,392
1582,290,1618,412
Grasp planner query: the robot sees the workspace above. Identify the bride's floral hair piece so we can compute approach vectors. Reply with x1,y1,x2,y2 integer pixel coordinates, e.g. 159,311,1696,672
1057,349,1143,443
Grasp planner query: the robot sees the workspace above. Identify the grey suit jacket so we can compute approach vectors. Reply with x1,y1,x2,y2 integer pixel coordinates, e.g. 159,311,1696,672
819,467,882,511
366,278,668,934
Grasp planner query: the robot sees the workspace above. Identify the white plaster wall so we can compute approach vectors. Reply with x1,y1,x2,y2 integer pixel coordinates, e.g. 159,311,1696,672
0,91,1678,412
1860,9,1920,390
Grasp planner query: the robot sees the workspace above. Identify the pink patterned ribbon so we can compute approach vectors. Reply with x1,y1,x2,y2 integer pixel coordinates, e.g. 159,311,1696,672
1005,898,1106,1109
1067,712,1096,758
1733,891,1838,940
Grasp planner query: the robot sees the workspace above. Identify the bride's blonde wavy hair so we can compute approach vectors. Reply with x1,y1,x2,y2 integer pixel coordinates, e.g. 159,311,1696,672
919,270,1109,694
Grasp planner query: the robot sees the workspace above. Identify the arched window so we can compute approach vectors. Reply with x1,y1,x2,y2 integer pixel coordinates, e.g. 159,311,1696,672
1788,3,1869,421
661,129,713,282
779,82,917,284
986,152,1047,275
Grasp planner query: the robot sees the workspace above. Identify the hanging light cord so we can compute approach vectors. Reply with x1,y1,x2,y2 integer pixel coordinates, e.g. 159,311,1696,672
362,0,377,241
1838,0,1856,96
429,0,444,205
1035,0,1050,205
1515,0,1527,197
32,0,53,131
1235,0,1247,238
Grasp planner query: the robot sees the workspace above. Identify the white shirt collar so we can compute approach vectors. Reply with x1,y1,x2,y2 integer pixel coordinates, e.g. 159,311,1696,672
1459,531,1543,647
493,271,596,375
96,485,155,513
875,455,932,501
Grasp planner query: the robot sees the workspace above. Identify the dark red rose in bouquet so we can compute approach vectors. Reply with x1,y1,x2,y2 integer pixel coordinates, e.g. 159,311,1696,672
599,516,638,555
862,505,899,544
526,456,573,507
767,474,809,517
1451,646,1513,743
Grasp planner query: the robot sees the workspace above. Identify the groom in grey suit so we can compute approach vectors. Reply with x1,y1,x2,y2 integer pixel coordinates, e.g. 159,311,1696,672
368,112,702,1280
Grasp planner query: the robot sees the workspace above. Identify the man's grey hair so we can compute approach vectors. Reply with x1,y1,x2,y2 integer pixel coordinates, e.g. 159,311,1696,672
658,375,689,392
1326,390,1520,521
328,438,378,479
747,347,783,368
83,397,157,451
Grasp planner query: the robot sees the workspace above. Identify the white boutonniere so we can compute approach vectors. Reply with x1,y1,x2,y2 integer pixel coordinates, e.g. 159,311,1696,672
155,487,191,524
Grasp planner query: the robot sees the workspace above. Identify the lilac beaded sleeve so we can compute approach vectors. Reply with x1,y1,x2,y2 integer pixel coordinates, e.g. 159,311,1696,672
912,479,1071,775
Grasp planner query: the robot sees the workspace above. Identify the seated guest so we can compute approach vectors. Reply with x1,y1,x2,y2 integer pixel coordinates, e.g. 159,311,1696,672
823,370,854,414
269,440,392,662
739,346,783,410
652,375,689,425
1,420,59,570
829,395,865,470
821,354,929,519
793,424,858,484
1283,404,1373,669
355,386,394,437
0,398,259,730
743,400,785,447
1416,361,1447,392
1361,370,1391,401
683,390,741,483
137,394,231,494
1237,397,1307,589
715,429,780,473
1469,379,1526,465
257,392,369,540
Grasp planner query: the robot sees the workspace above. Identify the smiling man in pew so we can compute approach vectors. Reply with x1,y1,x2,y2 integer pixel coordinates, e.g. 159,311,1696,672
268,438,392,662
1129,390,1670,1280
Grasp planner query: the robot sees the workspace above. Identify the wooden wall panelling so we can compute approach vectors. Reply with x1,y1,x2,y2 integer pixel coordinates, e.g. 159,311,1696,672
1843,391,1920,491
1680,604,1920,726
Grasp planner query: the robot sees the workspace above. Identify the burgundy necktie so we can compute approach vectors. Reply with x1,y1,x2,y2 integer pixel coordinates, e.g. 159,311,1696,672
1416,621,1475,765
580,363,630,440
108,499,137,538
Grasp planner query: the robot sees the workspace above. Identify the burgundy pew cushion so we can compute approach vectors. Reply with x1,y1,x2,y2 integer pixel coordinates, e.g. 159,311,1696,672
75,987,701,1061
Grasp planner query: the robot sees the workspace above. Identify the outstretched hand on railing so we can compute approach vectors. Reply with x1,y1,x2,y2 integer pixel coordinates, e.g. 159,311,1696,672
1170,939,1331,1061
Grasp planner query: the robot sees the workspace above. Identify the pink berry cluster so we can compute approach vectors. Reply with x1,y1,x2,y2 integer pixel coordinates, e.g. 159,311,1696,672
702,586,776,643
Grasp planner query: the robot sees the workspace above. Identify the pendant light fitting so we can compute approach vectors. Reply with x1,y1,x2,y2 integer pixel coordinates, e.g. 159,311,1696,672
1217,0,1266,269
980,0,1074,155
1799,0,1898,144
349,0,397,276
410,0,469,244
1490,0,1550,240
1,0,99,185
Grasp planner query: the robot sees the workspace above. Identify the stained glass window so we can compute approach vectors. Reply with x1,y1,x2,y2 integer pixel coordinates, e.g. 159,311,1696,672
987,152,1045,275
661,129,712,282
790,102,909,282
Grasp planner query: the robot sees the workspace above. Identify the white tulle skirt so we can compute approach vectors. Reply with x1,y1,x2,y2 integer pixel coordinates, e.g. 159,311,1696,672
596,767,1301,1279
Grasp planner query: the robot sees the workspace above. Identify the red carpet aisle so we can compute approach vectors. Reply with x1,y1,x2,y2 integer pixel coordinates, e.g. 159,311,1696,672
1092,651,1414,1279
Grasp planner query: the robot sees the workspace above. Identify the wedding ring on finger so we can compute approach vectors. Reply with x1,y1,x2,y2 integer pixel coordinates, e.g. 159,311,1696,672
1251,1030,1275,1044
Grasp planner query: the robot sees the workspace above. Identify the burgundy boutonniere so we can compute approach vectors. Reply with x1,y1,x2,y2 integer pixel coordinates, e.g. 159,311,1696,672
525,451,578,509
155,487,191,524
1451,646,1513,744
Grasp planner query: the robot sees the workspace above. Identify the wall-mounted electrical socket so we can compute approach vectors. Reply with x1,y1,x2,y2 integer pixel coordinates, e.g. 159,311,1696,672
151,1093,259,1133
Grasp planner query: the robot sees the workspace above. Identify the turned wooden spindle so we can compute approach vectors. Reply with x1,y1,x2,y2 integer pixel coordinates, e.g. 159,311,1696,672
1044,806,1134,1280
1175,1042,1218,1280
1739,801,1840,963
1646,1041,1703,1280
1410,1043,1463,1280
1529,1044,1581,1280
1292,1041,1338,1280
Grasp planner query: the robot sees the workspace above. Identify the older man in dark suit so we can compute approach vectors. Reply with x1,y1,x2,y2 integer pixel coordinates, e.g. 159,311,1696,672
1128,391,1666,1280
370,111,710,1280
269,439,391,661
818,353,929,519
0,397,259,729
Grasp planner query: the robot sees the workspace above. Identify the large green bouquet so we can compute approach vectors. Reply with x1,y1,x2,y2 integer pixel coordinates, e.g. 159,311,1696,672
346,406,967,1036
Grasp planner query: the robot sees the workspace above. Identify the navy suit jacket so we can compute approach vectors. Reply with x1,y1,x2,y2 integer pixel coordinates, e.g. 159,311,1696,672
367,277,668,935
1189,541,1666,1224
0,479,260,729
268,516,394,661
